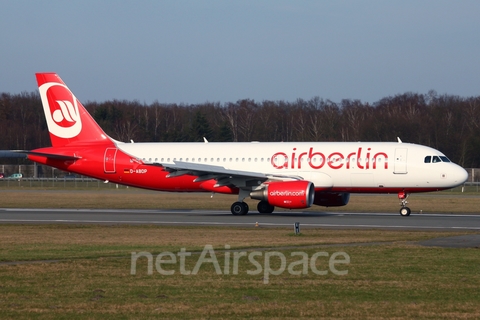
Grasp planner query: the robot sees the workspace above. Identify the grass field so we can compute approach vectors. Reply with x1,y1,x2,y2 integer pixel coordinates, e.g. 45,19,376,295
0,225,479,319
0,185,479,318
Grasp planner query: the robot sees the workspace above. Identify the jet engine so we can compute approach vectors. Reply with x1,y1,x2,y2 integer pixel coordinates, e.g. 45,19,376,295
313,192,350,207
250,180,315,209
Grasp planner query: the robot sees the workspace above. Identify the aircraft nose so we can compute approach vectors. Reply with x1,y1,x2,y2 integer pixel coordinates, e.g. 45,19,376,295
454,165,468,185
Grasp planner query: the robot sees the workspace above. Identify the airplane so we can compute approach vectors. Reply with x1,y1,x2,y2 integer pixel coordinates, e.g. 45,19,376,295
19,73,468,216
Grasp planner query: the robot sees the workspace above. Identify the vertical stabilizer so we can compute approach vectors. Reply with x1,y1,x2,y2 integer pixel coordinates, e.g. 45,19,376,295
36,73,113,147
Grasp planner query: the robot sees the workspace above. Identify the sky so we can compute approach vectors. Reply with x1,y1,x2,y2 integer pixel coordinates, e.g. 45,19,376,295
1,1,479,105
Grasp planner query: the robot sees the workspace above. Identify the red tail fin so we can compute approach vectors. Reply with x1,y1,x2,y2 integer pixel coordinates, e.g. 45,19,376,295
36,73,113,147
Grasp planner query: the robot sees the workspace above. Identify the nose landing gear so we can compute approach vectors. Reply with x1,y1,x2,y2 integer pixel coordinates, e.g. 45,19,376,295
398,192,411,216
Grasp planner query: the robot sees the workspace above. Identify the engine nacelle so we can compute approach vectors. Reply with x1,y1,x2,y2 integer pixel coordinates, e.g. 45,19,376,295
313,192,350,207
250,181,315,209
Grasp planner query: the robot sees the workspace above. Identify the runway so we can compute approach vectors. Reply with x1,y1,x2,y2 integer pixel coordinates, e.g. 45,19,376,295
0,208,479,231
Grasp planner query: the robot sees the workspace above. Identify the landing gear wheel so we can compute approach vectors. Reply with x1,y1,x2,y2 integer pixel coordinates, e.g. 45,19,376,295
398,192,411,217
257,200,274,214
399,207,411,216
231,202,249,215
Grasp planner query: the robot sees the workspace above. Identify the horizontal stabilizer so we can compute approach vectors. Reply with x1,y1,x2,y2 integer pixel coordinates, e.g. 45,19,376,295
8,150,80,161
0,151,28,158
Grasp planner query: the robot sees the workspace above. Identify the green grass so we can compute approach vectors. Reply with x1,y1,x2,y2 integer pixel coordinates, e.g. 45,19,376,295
0,225,479,319
0,225,462,262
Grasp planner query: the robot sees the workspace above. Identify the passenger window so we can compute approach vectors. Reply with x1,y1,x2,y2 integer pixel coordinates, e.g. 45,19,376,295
424,156,431,163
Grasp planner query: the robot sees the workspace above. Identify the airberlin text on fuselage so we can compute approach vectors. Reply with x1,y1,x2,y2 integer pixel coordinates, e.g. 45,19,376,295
271,147,388,170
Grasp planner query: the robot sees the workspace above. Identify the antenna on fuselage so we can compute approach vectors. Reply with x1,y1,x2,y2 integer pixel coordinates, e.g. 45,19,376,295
397,137,403,143
203,137,209,143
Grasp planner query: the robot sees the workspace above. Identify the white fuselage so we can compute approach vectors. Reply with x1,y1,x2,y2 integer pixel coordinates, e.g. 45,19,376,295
118,141,468,192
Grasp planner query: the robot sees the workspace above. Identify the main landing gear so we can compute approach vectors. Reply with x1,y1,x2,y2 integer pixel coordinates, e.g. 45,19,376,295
231,189,250,215
257,200,275,214
231,202,249,215
230,201,275,215
398,192,411,216
230,190,275,215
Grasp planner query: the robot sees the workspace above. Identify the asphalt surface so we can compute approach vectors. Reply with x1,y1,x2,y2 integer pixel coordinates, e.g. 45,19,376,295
0,208,479,231
1,208,479,249
418,234,480,248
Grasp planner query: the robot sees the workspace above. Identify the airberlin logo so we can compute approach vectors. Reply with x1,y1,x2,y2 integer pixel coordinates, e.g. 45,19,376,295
271,147,388,170
39,82,82,139
52,100,78,123
270,190,305,197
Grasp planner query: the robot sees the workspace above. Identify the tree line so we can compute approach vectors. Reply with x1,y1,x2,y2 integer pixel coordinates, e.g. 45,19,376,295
1,91,479,167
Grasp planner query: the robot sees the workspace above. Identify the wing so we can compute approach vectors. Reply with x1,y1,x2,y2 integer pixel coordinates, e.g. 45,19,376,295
155,161,303,189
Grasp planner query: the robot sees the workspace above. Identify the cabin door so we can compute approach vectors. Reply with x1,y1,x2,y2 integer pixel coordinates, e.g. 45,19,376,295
394,148,408,174
104,148,118,174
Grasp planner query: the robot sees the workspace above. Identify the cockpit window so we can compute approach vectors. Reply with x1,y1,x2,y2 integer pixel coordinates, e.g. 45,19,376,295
440,156,451,163
425,155,451,164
